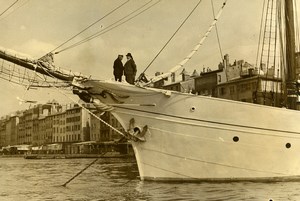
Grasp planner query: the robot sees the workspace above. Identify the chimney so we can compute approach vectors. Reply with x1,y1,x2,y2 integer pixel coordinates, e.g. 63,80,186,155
155,72,161,76
181,68,190,81
223,54,229,68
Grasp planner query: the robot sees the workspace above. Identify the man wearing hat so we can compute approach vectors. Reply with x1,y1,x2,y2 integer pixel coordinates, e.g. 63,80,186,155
124,53,137,84
113,54,124,82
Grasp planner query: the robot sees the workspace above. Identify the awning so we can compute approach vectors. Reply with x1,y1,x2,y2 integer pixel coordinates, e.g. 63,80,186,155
74,141,97,145
46,144,63,150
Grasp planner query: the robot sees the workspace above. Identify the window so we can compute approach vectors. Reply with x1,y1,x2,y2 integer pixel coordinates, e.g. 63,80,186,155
240,83,251,92
219,87,226,95
229,86,235,95
218,75,221,83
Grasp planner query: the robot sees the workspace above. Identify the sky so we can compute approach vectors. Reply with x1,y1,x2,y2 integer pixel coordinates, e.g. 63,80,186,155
0,0,296,116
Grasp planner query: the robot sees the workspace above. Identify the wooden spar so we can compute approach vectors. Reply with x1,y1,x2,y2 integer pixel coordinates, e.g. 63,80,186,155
0,50,74,82
285,0,297,109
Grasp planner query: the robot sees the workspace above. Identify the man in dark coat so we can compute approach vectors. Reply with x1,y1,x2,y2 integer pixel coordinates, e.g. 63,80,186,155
113,54,124,82
124,53,137,84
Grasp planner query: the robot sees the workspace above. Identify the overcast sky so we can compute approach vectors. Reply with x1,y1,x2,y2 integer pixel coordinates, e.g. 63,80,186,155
0,0,296,115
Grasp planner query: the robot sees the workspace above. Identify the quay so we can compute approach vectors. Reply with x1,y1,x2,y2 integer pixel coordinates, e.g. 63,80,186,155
23,152,135,159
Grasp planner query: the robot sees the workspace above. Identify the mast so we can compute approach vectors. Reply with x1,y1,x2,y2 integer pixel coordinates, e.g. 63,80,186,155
285,0,297,109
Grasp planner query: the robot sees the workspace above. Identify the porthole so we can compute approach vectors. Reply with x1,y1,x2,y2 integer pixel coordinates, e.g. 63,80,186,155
286,143,291,149
190,106,196,112
233,136,239,142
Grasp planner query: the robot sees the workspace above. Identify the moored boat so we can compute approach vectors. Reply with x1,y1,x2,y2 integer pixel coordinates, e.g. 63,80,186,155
1,0,300,181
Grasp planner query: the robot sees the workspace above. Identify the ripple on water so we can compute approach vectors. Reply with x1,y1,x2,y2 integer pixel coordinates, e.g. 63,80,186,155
1,157,300,200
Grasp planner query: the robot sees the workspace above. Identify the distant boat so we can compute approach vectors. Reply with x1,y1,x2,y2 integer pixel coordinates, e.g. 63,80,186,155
1,0,300,181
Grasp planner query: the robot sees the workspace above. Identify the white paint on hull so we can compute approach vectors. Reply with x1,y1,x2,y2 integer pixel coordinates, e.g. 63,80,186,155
85,80,300,181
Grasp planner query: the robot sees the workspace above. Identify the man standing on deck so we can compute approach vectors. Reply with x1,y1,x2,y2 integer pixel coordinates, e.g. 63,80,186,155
124,53,137,84
113,54,124,82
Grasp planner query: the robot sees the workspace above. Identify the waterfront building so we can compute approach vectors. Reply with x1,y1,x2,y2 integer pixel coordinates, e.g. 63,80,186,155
52,110,66,143
45,115,53,144
6,115,18,146
99,112,111,142
0,100,128,154
109,112,124,141
18,104,53,145
0,118,7,147
18,106,37,145
24,108,34,144
32,116,39,146
90,111,101,142
64,103,93,153
216,54,283,107
151,53,284,109
194,67,224,96
17,113,25,145
216,75,282,107
162,68,196,93
162,81,181,92
153,72,165,88
65,103,92,143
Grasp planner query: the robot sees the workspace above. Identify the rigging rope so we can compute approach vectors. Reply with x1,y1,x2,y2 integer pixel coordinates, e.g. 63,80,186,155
0,0,19,18
262,0,277,105
34,66,127,138
255,0,267,72
0,58,71,88
277,0,287,106
254,0,271,104
210,0,223,60
294,0,300,52
144,0,228,85
0,0,30,21
140,0,203,77
55,0,159,54
274,0,286,107
50,0,130,54
271,1,279,106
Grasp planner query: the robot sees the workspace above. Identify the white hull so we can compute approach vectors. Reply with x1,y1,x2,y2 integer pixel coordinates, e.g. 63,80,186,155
86,80,300,181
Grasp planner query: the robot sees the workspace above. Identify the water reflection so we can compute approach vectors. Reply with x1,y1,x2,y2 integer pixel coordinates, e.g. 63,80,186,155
1,157,300,200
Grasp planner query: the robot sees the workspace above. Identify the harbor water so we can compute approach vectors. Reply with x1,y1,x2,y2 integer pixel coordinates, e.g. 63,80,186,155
0,157,300,201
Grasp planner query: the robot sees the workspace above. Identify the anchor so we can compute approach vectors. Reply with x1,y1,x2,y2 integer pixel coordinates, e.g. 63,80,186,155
127,118,148,142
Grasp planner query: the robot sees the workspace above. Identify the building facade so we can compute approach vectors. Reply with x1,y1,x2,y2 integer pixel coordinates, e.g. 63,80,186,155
152,53,284,108
194,68,224,96
217,76,282,106
0,101,125,153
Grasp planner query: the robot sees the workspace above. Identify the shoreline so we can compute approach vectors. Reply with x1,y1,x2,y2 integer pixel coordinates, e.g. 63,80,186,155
1,153,135,160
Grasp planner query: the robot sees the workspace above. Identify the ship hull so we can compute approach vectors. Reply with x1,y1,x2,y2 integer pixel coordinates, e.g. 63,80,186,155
85,80,300,181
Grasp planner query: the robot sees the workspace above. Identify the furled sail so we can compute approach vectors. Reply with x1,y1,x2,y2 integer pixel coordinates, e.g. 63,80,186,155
0,47,84,88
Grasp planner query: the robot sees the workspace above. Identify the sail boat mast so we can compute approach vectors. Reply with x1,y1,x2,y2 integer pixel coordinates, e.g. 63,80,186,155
285,0,297,109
